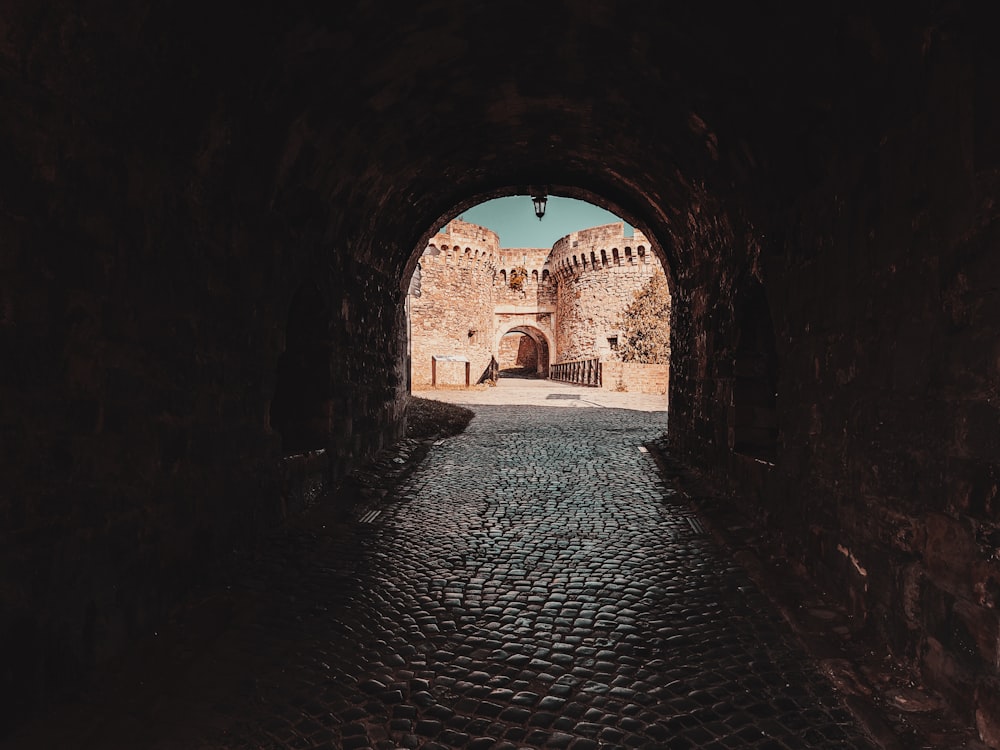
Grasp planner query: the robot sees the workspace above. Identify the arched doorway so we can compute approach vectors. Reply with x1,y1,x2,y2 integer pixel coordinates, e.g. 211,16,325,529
499,331,539,375
496,325,551,378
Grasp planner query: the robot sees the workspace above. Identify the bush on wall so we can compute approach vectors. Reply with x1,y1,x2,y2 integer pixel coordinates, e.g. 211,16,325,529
619,270,671,363
509,266,528,291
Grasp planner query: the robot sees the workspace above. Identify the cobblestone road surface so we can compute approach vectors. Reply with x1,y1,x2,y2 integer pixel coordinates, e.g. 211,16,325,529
5,382,878,749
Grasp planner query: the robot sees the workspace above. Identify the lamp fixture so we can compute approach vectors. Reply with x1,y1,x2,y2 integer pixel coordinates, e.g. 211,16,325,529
531,191,547,221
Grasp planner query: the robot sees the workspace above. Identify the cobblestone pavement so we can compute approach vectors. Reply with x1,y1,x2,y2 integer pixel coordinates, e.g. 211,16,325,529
6,382,879,749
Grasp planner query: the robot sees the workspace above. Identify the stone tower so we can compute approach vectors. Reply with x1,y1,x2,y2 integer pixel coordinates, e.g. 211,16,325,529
409,220,668,388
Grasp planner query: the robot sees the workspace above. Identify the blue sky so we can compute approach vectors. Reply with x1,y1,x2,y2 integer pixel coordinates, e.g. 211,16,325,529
453,196,632,249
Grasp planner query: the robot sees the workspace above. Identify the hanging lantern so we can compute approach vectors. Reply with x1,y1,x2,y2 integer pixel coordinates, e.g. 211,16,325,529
531,192,547,220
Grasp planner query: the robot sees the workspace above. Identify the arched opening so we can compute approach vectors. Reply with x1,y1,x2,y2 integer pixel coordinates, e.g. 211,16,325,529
731,280,779,463
404,190,677,399
498,332,539,375
10,4,997,740
269,281,334,455
497,325,551,378
404,191,672,392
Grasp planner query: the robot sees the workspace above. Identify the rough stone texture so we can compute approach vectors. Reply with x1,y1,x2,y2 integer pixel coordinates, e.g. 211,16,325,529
498,333,538,372
661,16,1000,742
550,226,659,363
1,1,999,744
410,222,499,387
495,247,558,309
601,362,670,395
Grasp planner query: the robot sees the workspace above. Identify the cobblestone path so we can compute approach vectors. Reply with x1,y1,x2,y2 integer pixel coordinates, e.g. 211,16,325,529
5,401,877,749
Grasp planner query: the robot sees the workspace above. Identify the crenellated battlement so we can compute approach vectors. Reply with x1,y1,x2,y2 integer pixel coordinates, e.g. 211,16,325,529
424,218,501,272
495,247,555,293
549,222,654,281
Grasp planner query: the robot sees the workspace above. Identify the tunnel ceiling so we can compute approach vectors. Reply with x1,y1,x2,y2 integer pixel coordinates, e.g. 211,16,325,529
4,2,963,276
259,0,828,269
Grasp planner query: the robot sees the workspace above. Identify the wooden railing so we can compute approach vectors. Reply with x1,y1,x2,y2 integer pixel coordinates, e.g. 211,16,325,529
549,358,602,387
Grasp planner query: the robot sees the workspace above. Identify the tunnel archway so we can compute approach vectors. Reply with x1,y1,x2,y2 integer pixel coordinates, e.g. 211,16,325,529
401,186,678,299
498,332,538,375
7,3,999,740
497,324,551,378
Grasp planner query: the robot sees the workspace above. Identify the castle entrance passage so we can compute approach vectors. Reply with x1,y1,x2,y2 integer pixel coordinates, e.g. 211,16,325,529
498,332,537,374
496,324,550,379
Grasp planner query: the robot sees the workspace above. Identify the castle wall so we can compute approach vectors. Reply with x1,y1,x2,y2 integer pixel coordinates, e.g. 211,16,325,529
550,223,664,362
602,362,670,395
410,220,497,386
410,220,669,391
495,248,557,308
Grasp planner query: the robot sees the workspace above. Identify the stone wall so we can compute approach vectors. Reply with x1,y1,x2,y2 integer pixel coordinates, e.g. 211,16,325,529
551,224,661,362
602,362,670,395
410,220,499,387
495,247,557,308
0,5,411,728
664,26,1000,742
765,57,1000,739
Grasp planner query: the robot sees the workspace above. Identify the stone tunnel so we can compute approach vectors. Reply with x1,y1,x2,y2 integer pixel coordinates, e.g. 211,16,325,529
2,1,1000,746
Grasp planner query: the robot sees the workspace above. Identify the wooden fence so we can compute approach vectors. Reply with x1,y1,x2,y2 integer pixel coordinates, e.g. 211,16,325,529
549,358,602,387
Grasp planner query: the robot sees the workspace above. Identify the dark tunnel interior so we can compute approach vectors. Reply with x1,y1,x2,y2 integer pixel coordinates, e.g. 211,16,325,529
2,1,1000,744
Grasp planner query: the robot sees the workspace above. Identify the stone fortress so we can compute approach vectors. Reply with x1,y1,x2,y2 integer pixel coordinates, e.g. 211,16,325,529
408,218,670,393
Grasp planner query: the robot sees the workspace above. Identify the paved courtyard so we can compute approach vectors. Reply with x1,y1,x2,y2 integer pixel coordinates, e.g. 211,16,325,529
5,379,878,749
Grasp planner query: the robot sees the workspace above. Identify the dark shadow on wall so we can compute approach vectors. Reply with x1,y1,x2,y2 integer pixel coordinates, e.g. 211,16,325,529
270,282,334,455
732,280,778,463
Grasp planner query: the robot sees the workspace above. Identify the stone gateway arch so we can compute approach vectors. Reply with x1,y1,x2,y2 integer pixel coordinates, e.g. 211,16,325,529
497,324,552,377
5,4,1000,743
